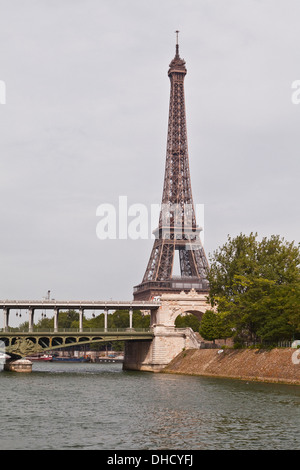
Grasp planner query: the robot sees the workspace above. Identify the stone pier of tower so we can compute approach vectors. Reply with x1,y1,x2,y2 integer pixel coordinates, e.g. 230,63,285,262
123,289,210,372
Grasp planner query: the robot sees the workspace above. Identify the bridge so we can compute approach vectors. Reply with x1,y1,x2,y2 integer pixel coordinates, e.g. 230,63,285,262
0,291,210,371
0,299,158,361
0,327,154,359
0,299,160,333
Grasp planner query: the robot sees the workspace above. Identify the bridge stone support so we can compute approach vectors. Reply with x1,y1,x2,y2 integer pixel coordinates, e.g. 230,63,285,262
104,308,108,331
79,309,84,332
54,308,59,332
123,289,211,372
129,308,133,329
4,359,33,373
28,308,34,333
3,308,10,332
123,325,201,372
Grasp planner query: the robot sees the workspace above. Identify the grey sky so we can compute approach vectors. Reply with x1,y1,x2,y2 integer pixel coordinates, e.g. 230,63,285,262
0,0,299,325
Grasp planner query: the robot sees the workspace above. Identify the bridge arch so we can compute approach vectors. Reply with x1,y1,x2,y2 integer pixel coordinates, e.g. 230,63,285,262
11,336,37,346
181,308,207,322
1,337,9,347
156,290,211,327
52,337,63,347
65,336,77,345
78,337,91,343
38,337,50,348
174,309,205,331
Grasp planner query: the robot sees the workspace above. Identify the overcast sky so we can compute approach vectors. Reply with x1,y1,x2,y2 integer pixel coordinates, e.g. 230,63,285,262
0,0,299,325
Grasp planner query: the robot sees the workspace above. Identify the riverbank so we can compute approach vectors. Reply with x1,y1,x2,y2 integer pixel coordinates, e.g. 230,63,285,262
163,348,300,385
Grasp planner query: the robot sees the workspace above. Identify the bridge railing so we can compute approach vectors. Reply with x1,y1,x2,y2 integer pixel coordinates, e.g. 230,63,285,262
0,327,154,334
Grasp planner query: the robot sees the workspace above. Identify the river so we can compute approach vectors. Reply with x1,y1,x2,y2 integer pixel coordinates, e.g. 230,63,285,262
0,361,299,450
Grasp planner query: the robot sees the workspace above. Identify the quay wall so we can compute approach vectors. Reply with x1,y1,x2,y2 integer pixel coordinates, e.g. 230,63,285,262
163,348,300,385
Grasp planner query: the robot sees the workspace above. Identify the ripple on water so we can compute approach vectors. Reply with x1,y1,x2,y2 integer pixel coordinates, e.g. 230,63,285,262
0,362,300,450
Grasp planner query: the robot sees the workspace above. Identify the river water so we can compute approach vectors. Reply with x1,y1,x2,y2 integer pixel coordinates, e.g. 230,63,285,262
0,361,299,450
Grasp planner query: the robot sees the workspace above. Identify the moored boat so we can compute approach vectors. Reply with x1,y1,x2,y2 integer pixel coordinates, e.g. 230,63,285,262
52,356,90,363
26,354,53,362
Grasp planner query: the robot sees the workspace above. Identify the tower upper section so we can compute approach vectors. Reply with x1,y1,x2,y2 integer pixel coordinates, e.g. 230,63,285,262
168,42,187,77
160,35,195,229
168,31,187,77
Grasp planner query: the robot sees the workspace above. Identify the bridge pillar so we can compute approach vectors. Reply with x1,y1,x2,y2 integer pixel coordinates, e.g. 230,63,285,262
129,308,133,329
3,308,10,331
54,308,59,332
123,325,203,372
4,359,33,373
104,308,108,331
79,309,84,332
28,308,34,332
123,290,211,372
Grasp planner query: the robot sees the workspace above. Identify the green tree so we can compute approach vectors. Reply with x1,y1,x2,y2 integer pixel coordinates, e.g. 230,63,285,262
38,317,54,329
110,310,131,328
199,310,231,342
199,310,217,341
132,311,150,328
208,233,300,344
57,310,79,328
175,314,200,332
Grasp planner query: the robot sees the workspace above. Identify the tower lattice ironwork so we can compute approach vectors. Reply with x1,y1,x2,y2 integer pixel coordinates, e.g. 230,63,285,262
133,36,209,300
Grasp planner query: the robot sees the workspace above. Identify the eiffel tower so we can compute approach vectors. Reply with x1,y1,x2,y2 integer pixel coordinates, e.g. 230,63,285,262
133,33,209,301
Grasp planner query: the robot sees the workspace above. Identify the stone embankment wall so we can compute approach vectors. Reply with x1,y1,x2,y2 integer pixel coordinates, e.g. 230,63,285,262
163,348,300,385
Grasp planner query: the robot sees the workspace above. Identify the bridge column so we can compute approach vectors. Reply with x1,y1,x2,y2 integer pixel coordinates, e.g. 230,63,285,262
129,308,133,329
54,308,59,332
79,309,83,332
28,308,34,332
104,308,108,331
3,308,10,331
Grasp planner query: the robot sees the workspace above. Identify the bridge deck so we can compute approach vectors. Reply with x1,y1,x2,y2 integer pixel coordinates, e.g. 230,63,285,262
0,327,153,335
0,300,161,310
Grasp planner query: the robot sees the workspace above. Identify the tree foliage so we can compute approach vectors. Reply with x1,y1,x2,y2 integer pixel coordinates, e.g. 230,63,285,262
175,314,201,332
208,233,300,344
31,309,150,331
199,310,232,342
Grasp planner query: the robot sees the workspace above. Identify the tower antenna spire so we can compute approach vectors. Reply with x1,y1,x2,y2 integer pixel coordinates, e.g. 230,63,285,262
175,30,180,56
